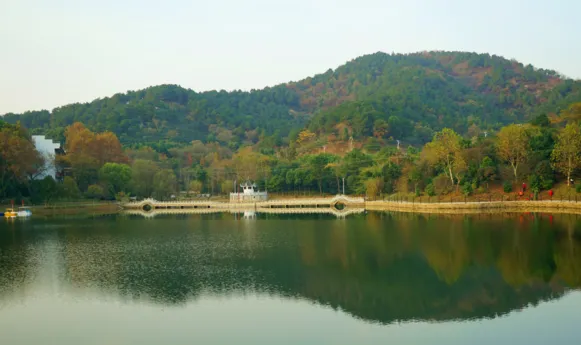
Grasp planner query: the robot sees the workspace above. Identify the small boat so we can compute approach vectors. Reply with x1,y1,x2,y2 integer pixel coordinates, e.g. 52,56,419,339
17,207,32,217
4,208,17,218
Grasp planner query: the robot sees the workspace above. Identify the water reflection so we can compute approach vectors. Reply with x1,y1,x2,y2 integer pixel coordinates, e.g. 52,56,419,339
0,212,580,325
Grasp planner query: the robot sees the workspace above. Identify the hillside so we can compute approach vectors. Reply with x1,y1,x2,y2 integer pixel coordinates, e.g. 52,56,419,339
3,51,581,148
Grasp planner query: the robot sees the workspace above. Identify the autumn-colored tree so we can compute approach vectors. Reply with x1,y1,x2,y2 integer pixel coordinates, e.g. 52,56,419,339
364,177,383,200
422,224,469,284
64,122,94,156
551,124,581,186
423,128,466,190
91,132,128,165
296,129,316,145
561,102,581,123
62,122,128,191
467,123,482,139
231,147,270,182
496,124,530,182
553,231,581,286
0,122,44,197
189,180,203,194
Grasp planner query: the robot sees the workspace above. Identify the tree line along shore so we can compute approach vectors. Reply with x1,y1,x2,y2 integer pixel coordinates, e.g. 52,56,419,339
3,101,581,210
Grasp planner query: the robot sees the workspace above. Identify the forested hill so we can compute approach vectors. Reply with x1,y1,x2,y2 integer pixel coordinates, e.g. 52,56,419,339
4,51,581,148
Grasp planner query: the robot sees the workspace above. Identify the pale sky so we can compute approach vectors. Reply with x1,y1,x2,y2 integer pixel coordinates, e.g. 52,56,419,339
0,0,578,114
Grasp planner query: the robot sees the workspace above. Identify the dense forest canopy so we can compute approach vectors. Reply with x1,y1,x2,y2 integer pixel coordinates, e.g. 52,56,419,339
4,51,581,203
3,51,581,149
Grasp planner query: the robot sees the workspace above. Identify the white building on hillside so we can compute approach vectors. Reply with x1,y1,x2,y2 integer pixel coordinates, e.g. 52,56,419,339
230,181,268,202
32,135,60,180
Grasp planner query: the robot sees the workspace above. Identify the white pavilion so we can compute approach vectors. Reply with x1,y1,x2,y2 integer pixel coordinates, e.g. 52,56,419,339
230,181,268,202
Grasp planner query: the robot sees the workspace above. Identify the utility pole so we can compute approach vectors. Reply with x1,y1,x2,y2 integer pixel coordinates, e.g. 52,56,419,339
342,177,345,195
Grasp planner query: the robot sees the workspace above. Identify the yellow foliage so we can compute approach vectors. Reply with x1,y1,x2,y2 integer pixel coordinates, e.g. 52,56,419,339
297,130,316,144
496,124,530,181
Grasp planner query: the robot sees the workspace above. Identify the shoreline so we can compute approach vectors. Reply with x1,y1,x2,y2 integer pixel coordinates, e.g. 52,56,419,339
2,202,120,218
6,198,581,218
365,199,581,215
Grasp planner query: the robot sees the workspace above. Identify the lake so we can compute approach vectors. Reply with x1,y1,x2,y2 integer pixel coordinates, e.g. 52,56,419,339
1,211,580,344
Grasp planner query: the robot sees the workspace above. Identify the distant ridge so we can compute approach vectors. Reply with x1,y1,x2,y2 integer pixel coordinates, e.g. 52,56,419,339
3,51,581,147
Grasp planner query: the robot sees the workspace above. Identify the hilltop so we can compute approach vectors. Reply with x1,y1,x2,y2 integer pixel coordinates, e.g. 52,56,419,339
3,51,581,149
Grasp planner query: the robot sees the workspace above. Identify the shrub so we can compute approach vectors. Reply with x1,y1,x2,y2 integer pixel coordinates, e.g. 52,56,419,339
503,181,513,193
576,184,581,194
364,137,381,153
433,174,453,195
471,182,479,192
116,191,130,202
85,184,105,199
62,176,81,199
425,183,436,196
462,183,473,196
528,174,541,194
534,160,554,190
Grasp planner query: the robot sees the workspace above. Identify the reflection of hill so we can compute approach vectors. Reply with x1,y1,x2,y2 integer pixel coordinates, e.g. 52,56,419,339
279,260,563,323
1,213,580,325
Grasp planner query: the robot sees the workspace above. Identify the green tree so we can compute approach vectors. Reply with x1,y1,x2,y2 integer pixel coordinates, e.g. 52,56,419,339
85,184,105,199
551,124,581,186
341,128,350,141
326,161,345,194
62,176,81,199
373,119,389,139
99,163,132,197
305,153,336,194
221,179,234,194
342,149,372,193
153,169,177,200
131,159,160,197
28,176,59,204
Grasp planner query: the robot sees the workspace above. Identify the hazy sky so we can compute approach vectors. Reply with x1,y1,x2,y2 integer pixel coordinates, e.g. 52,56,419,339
0,0,578,114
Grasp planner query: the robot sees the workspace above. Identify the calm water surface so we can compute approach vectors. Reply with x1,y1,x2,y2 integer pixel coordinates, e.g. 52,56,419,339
1,212,581,344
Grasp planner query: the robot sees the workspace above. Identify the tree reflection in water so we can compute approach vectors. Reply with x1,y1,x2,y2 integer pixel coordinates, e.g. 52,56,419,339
0,212,580,324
